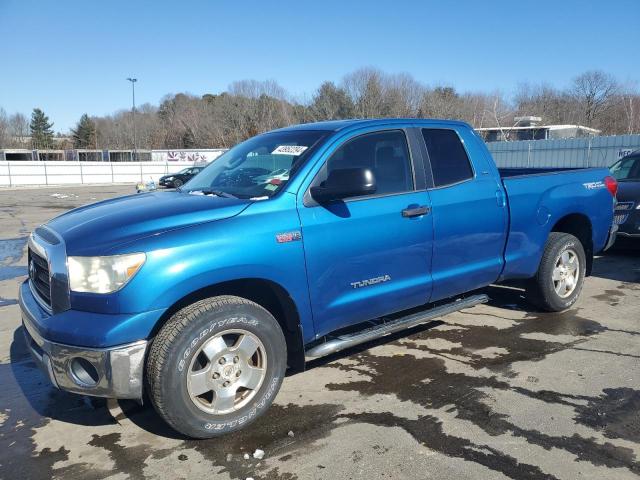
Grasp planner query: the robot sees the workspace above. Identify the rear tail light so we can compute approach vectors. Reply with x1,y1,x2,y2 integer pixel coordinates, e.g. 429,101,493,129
604,176,618,197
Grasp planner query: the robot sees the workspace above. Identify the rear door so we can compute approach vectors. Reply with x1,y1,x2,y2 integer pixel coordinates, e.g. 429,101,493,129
420,126,507,301
298,128,434,337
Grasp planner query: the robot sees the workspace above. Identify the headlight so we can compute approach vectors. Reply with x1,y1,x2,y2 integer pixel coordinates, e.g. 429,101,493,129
165,176,174,181
68,253,146,293
636,204,640,210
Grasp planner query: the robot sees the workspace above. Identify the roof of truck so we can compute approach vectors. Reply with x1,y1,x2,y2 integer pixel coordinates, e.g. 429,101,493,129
275,118,470,132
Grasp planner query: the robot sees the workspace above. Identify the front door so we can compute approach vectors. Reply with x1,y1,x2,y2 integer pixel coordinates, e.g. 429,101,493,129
297,129,433,338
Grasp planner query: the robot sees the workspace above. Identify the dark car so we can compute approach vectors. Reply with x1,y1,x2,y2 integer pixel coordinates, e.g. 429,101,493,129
159,167,204,188
610,151,640,240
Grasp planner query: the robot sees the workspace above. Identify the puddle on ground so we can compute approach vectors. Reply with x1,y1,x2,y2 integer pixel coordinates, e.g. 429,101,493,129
0,328,115,480
3,280,639,479
0,265,27,281
0,236,28,281
0,297,18,307
574,388,640,443
318,296,640,477
81,401,340,480
0,237,27,265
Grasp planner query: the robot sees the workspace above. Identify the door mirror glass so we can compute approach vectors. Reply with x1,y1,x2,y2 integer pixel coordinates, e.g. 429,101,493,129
310,167,376,203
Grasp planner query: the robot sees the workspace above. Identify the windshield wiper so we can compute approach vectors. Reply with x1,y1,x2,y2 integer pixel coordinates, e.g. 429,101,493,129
197,189,237,199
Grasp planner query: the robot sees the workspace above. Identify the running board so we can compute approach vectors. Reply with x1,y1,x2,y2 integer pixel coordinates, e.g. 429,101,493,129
305,294,488,360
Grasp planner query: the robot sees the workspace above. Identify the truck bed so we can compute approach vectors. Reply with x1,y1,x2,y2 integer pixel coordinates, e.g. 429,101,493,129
498,167,581,178
498,166,613,281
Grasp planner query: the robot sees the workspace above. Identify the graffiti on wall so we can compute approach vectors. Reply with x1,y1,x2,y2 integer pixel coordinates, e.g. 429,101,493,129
150,149,226,163
167,151,207,162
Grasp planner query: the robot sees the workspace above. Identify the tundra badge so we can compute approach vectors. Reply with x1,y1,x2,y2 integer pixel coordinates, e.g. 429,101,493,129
350,275,391,289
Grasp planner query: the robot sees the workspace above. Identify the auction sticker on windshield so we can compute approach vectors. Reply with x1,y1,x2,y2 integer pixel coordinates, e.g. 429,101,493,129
272,145,308,155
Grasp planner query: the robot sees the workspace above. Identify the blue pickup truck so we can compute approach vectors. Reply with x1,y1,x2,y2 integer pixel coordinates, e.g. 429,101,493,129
20,119,617,438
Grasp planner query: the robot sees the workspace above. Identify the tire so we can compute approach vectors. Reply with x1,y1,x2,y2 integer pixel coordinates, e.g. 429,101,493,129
146,295,287,439
526,232,587,312
173,179,183,188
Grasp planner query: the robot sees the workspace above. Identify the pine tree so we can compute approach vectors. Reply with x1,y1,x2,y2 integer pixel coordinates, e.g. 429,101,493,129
30,108,54,149
71,114,97,149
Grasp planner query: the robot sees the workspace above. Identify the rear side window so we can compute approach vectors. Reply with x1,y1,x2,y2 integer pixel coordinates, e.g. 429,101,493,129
422,129,473,187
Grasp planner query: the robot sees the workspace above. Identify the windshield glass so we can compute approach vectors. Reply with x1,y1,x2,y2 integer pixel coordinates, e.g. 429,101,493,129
183,130,329,198
610,156,640,181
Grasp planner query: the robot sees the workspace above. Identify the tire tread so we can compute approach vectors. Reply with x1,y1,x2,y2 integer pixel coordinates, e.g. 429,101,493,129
146,295,276,436
526,232,585,312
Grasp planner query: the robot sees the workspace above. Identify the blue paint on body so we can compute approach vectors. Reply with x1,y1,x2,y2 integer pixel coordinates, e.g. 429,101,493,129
20,119,615,349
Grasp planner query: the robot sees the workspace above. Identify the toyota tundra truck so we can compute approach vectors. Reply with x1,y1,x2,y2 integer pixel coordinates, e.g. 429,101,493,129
19,119,617,438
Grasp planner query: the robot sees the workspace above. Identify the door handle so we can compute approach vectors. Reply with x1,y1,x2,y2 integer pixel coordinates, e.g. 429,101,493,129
402,206,430,218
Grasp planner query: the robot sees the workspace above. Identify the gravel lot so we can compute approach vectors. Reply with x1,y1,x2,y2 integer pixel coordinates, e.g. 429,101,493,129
1,185,639,480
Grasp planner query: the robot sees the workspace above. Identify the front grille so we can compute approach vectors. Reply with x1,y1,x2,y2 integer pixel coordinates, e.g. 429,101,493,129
28,248,52,308
614,202,635,225
614,213,629,225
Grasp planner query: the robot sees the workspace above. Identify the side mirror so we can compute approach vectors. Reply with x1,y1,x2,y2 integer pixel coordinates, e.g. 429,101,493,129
310,167,376,203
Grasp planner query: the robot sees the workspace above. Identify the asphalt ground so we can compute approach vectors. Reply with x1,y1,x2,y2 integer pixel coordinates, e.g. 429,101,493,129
1,185,639,480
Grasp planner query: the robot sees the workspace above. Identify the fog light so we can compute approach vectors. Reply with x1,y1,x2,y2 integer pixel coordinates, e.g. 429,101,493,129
69,357,100,387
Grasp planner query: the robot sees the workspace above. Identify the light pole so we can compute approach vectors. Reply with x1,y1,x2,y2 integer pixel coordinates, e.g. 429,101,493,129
126,77,138,161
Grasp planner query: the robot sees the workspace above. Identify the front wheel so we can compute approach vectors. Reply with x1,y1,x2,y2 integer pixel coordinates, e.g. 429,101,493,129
526,232,586,312
172,179,183,188
146,296,287,438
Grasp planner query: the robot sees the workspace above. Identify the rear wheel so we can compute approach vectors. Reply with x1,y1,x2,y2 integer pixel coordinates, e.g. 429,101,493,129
146,295,286,438
526,232,586,312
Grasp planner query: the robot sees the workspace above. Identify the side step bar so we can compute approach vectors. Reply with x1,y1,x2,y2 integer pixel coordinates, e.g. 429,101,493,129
305,294,488,360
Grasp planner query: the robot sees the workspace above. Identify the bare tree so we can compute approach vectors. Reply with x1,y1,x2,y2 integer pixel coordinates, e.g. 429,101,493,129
619,82,640,135
0,108,9,148
570,70,619,127
5,67,635,153
8,112,29,147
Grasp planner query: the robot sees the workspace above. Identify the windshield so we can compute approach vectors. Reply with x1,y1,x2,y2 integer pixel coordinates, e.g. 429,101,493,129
183,130,329,198
610,156,640,181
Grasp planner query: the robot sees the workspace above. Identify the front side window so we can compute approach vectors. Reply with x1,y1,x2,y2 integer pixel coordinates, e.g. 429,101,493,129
184,130,328,198
422,128,474,187
318,130,413,197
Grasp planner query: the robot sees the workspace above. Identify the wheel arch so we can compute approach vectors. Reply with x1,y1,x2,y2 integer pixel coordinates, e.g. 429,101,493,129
150,278,306,373
550,213,593,276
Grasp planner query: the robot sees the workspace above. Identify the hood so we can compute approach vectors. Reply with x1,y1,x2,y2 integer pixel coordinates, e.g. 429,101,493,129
46,191,250,255
616,180,640,204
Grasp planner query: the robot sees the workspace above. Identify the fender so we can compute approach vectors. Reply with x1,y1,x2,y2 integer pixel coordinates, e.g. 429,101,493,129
108,196,316,343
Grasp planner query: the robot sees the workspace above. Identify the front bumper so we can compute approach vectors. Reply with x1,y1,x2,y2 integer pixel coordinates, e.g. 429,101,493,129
19,283,148,399
614,203,640,238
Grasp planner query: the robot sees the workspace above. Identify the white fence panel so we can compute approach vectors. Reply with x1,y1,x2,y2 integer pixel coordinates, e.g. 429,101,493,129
0,161,198,187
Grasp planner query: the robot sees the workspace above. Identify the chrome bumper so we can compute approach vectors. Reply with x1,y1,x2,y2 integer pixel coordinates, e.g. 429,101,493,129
20,290,147,400
603,224,619,251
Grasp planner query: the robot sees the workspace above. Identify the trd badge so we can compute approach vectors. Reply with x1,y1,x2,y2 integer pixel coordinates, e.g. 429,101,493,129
276,231,302,243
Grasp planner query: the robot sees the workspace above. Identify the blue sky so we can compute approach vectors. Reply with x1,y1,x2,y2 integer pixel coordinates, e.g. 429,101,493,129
1,0,639,132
